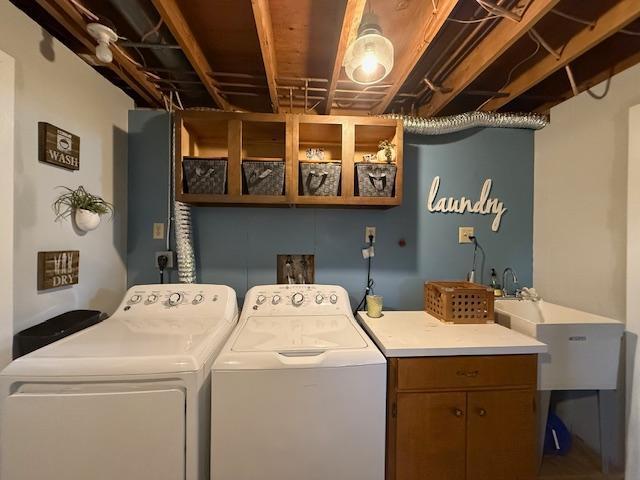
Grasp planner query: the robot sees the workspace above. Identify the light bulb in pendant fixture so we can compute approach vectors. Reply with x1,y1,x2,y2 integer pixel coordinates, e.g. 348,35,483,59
87,22,118,64
344,12,394,85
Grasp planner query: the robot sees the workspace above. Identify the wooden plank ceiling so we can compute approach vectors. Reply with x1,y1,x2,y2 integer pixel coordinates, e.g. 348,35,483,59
12,0,640,115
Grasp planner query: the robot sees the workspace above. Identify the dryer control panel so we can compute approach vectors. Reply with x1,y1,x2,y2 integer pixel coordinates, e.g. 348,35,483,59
244,285,351,316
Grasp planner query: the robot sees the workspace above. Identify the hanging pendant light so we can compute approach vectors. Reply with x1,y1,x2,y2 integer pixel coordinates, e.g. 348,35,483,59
344,11,394,85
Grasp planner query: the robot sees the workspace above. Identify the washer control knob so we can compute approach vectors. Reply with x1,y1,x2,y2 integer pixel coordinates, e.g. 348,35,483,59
146,294,157,304
329,294,338,304
292,293,304,306
168,293,182,306
129,294,142,304
193,294,204,305
256,295,267,305
315,294,324,304
272,295,281,305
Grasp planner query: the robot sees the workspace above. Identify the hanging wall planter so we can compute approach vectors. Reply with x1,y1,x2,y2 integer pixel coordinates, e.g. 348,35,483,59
53,186,113,233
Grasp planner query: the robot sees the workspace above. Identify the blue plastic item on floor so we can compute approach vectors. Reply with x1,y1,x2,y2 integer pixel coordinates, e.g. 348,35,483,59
544,412,572,455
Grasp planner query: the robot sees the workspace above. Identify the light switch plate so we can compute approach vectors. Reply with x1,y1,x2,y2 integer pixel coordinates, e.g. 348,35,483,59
459,227,474,244
153,223,165,240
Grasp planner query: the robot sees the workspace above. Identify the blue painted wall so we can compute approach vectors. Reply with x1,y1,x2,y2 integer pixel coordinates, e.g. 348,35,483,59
128,111,533,309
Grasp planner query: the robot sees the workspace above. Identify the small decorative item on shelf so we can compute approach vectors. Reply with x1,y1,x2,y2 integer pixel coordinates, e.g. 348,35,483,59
305,147,325,161
242,159,285,195
376,139,397,163
183,157,227,194
300,162,341,196
362,153,377,162
53,185,113,232
355,162,397,197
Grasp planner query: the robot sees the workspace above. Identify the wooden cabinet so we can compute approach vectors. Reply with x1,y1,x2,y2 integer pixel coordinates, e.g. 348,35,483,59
387,355,537,480
175,111,403,207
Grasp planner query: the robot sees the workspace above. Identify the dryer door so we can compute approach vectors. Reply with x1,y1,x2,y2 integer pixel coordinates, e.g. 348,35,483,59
1,386,185,480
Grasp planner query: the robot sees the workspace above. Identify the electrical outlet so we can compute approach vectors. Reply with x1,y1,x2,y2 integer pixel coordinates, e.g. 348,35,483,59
458,227,474,244
365,226,376,243
153,223,165,240
155,251,174,269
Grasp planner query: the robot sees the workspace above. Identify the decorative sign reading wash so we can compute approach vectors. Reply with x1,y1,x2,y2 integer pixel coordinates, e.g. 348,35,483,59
38,122,80,170
37,250,79,290
427,176,507,231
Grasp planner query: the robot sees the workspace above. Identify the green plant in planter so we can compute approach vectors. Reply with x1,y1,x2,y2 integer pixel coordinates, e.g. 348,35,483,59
378,139,396,163
53,186,113,222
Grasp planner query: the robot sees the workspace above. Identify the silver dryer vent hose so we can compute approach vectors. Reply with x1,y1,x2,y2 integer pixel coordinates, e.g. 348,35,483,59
173,111,548,283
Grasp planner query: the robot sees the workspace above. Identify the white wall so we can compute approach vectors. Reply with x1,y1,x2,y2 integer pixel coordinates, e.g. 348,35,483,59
534,63,640,471
626,104,640,480
0,49,15,369
0,3,133,336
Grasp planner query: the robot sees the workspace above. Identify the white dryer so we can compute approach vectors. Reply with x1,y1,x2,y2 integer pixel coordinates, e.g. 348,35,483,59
0,284,238,480
211,284,386,480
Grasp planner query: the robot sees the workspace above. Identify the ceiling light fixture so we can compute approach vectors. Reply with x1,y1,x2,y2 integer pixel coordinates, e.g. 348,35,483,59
87,23,118,64
344,12,394,85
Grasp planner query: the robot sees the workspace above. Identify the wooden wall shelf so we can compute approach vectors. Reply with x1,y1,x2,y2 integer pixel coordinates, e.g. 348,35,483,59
175,111,403,207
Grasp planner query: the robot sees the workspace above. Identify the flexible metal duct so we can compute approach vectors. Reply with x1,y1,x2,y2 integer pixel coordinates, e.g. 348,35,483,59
386,111,548,134
173,112,548,283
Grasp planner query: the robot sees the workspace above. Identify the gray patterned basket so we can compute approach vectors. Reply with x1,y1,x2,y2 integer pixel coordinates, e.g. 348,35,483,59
300,162,341,196
355,163,397,197
242,160,285,195
183,157,227,194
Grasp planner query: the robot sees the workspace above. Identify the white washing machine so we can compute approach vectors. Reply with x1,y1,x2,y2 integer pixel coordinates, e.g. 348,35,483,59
0,284,238,480
211,284,386,480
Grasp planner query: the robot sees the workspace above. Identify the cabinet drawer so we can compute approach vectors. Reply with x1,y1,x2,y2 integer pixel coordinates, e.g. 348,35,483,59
396,355,536,391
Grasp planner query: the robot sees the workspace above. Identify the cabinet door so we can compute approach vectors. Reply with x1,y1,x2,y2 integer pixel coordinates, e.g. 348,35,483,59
466,390,536,480
395,392,466,480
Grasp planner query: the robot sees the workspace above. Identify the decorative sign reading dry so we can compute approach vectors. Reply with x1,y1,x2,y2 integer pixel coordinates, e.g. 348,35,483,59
38,122,80,170
37,250,80,290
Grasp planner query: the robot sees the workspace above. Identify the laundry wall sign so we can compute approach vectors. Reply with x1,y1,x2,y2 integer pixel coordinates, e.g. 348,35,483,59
38,122,80,170
37,250,80,290
427,176,507,231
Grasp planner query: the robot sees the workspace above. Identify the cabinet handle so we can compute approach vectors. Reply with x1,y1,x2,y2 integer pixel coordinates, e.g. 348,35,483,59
453,408,464,417
456,369,479,378
478,408,487,417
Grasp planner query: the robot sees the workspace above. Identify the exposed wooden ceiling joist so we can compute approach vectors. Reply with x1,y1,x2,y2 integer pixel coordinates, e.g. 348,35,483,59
34,0,164,106
481,0,640,111
419,0,560,117
250,0,280,112
152,0,232,110
371,0,460,115
324,0,367,114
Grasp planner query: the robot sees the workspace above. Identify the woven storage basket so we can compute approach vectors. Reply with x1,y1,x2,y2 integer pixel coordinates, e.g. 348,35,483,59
242,160,285,195
424,281,494,324
355,163,397,197
183,157,227,194
300,162,341,196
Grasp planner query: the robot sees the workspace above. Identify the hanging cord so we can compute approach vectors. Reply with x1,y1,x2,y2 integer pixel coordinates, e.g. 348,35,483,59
353,235,375,315
468,236,486,284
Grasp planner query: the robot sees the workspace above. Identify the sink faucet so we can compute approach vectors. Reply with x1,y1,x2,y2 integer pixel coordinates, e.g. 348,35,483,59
502,268,520,298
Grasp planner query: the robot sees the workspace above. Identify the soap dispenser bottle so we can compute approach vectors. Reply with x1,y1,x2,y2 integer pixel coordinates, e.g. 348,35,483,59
490,268,502,297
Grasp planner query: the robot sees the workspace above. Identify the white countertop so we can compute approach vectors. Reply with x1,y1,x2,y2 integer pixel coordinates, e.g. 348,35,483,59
358,311,547,357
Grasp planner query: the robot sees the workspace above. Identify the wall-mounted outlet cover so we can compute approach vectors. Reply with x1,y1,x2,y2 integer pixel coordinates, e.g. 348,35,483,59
458,227,474,244
155,251,175,269
153,223,165,240
277,255,315,284
365,226,376,243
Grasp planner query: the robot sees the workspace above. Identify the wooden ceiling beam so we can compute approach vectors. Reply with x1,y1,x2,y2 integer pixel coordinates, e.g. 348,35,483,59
324,0,367,114
419,0,560,117
481,0,640,111
371,0,460,115
250,0,280,113
152,0,231,110
34,0,164,106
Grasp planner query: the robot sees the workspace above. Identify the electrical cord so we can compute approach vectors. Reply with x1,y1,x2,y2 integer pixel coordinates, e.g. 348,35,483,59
353,235,375,315
158,255,168,285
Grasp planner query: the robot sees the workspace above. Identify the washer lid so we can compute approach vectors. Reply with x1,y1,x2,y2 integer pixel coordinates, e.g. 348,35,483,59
232,315,368,353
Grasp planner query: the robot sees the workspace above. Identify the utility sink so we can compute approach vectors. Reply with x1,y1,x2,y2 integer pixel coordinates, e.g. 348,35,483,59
495,299,624,390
